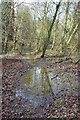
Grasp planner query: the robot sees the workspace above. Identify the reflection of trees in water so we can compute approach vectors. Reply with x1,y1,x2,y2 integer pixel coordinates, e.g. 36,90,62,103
41,68,46,96
20,66,78,104
23,67,54,98
22,72,32,89
41,68,54,97
44,69,54,96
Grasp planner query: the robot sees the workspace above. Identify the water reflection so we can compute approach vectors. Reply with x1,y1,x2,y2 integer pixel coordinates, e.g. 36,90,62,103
16,67,78,106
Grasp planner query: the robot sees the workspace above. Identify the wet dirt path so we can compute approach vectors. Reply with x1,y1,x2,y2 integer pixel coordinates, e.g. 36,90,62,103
2,55,80,119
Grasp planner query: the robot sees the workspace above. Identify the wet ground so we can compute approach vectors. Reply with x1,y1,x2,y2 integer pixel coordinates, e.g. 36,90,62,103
1,54,80,119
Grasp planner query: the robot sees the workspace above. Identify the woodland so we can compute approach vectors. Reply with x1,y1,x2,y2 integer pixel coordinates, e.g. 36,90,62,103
0,0,80,119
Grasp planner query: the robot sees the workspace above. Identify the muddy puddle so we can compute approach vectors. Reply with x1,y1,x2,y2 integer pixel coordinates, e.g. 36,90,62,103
16,66,78,108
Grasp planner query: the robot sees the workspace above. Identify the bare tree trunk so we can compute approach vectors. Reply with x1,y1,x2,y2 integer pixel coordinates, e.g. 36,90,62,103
13,27,17,51
64,2,80,54
77,2,80,53
61,0,69,54
4,2,14,53
52,19,59,50
67,23,79,45
41,0,62,58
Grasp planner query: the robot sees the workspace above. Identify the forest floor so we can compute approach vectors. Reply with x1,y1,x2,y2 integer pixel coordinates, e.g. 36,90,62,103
1,52,80,119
